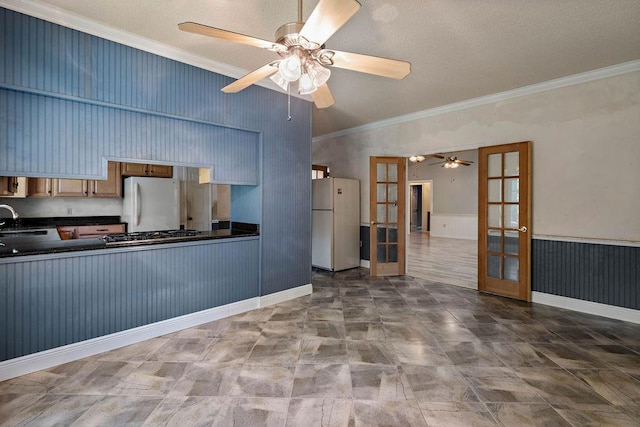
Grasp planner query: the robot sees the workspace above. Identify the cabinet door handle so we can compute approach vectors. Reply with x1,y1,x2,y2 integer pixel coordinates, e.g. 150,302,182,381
96,228,109,232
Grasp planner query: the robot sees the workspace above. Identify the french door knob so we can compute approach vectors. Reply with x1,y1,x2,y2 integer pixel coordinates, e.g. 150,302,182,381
518,226,528,233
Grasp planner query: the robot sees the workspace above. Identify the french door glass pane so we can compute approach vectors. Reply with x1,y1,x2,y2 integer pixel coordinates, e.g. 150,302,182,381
388,244,398,262
377,164,387,181
388,204,398,222
388,164,398,182
504,256,519,281
377,184,387,202
377,204,386,222
488,255,501,278
488,204,502,228
488,179,502,202
377,245,386,262
504,152,519,176
488,154,501,177
504,230,519,255
388,226,398,243
377,226,387,243
504,178,519,202
504,204,519,229
388,184,398,203
488,230,501,252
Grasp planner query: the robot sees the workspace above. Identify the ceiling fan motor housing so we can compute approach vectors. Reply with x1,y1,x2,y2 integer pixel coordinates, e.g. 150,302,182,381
275,22,305,47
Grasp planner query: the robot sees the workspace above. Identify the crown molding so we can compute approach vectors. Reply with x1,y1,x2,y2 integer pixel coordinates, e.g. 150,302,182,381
0,0,306,98
313,59,640,142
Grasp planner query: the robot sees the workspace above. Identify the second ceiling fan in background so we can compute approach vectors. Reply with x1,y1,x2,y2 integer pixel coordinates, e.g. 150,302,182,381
178,0,411,108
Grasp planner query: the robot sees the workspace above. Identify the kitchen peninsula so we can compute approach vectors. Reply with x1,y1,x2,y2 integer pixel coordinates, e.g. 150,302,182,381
0,7,311,380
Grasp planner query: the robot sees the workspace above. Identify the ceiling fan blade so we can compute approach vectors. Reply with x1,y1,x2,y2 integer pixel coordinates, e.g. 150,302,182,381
426,154,446,159
330,50,411,79
178,22,286,52
427,162,445,166
454,160,474,165
299,0,361,46
221,63,278,93
310,83,335,109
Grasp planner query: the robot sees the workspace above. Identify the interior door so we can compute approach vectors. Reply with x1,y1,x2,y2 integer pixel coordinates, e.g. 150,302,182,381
370,157,406,276
478,141,532,301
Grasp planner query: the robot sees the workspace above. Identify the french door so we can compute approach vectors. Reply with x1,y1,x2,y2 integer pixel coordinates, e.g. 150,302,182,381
478,141,532,301
370,157,406,276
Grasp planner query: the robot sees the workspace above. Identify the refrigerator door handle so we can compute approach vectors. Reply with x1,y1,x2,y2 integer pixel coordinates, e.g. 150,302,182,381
134,182,141,226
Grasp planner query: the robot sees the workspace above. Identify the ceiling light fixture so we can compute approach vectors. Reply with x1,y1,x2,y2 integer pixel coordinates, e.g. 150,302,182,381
269,46,332,97
409,155,425,163
444,161,459,168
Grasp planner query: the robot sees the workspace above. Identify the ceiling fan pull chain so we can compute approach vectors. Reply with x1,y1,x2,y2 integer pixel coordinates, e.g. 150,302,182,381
287,82,292,121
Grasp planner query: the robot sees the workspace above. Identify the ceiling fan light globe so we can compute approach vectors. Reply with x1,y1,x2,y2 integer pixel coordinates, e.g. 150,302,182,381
270,71,289,91
313,67,331,87
298,73,318,95
279,55,302,81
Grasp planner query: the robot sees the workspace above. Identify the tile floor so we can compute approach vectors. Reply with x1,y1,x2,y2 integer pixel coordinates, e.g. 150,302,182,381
1,268,640,426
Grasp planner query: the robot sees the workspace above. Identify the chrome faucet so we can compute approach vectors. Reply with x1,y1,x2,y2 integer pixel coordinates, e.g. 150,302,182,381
0,204,19,227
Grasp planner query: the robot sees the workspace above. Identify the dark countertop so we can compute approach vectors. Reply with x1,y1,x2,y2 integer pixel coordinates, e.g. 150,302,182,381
1,216,124,230
0,225,259,259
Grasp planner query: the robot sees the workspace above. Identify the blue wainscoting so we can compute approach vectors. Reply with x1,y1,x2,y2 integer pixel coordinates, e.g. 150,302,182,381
0,239,260,362
532,239,639,310
362,222,637,311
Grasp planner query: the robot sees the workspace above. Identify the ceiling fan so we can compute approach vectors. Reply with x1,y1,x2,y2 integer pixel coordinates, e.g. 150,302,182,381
426,154,474,168
408,153,474,168
178,0,411,109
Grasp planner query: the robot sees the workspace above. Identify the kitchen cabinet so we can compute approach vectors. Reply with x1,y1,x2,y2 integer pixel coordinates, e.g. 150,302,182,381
28,178,53,197
90,162,122,197
28,162,122,198
0,177,27,197
52,178,87,197
121,162,173,178
57,223,125,239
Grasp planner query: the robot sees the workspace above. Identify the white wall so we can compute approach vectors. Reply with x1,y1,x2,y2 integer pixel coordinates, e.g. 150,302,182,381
409,150,478,215
313,70,640,242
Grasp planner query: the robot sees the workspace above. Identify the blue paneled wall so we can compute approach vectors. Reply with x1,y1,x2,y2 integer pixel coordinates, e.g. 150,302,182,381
0,8,312,297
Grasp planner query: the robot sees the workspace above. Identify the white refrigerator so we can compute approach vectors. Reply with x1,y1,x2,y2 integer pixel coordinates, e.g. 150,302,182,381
312,177,360,271
122,177,180,232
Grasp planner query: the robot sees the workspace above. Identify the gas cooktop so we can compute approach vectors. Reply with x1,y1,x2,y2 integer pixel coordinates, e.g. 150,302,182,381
101,229,202,244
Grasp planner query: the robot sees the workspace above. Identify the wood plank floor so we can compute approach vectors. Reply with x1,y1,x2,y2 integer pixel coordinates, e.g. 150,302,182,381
407,232,478,289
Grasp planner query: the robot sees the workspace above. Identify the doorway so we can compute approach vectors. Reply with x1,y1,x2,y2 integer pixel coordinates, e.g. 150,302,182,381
409,182,431,233
406,150,478,289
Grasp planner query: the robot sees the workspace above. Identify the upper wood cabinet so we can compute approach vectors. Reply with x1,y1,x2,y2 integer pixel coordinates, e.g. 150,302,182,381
52,178,88,197
28,177,53,197
91,162,122,197
0,177,28,197
28,162,122,198
121,162,173,178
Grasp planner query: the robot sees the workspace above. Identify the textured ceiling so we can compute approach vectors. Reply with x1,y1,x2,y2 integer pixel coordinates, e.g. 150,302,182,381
9,0,640,137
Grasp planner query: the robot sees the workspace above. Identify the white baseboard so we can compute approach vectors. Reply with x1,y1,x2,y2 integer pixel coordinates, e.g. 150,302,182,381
360,260,370,268
0,284,312,381
532,292,640,325
260,284,312,307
